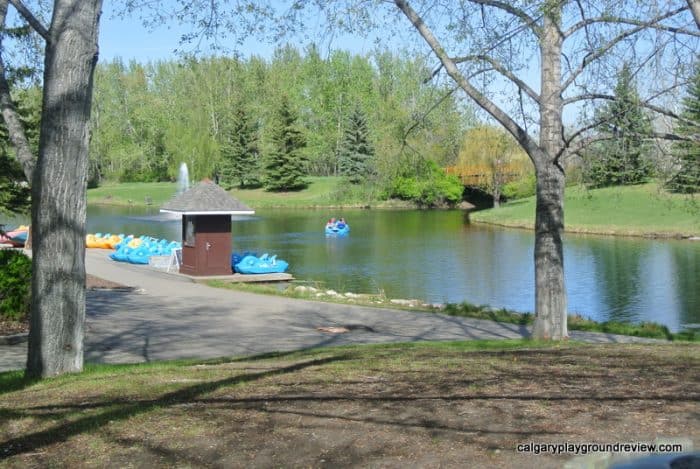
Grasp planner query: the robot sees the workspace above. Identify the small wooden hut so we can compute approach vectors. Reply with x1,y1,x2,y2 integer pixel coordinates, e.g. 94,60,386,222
160,180,254,276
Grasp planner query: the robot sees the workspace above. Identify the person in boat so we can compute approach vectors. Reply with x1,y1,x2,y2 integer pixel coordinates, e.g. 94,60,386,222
326,218,335,228
337,217,346,228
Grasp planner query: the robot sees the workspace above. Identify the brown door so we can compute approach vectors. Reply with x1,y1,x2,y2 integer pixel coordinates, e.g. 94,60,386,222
196,215,232,275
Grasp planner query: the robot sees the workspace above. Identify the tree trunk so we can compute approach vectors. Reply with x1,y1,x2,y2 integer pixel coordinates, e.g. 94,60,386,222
533,3,568,340
26,0,102,378
687,0,700,30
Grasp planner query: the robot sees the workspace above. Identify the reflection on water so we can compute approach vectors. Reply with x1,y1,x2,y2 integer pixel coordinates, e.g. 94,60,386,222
5,206,698,331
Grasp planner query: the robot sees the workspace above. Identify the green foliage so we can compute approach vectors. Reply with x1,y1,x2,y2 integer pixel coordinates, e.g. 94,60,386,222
0,153,30,215
667,62,700,194
442,301,697,341
501,173,536,200
263,96,308,191
0,86,39,214
219,105,260,189
338,106,374,184
88,48,469,185
586,64,653,187
0,250,31,321
385,160,463,207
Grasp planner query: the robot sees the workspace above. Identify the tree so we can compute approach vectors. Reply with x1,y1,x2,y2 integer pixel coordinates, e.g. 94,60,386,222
586,64,653,187
219,105,260,189
0,152,30,215
0,0,102,377
457,126,530,207
0,87,39,215
263,96,308,191
338,105,375,184
667,62,700,193
271,0,698,339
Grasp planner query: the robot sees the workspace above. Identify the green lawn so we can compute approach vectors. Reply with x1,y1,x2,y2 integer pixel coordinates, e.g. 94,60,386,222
87,177,385,209
87,182,180,207
470,183,700,237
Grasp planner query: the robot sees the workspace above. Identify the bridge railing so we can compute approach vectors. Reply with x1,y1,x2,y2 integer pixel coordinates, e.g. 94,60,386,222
445,164,525,187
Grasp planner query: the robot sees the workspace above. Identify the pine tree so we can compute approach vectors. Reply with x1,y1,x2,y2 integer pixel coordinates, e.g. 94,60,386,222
219,106,260,189
667,63,700,193
588,64,653,187
338,106,375,184
263,96,308,191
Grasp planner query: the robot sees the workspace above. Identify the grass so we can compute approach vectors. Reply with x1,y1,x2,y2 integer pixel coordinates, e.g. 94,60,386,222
206,280,699,342
87,177,394,209
87,182,181,207
470,183,700,237
1,341,698,467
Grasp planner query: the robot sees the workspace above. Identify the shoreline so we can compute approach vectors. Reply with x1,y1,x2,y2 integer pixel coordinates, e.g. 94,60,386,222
469,218,700,240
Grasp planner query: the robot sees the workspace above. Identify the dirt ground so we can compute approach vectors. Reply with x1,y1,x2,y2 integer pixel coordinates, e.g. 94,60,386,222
0,275,128,336
1,343,698,468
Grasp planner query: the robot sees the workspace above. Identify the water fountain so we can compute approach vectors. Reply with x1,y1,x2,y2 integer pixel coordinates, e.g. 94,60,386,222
177,162,190,195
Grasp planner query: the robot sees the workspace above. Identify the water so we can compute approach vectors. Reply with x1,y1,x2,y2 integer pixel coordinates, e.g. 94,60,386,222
6,207,698,331
177,162,189,194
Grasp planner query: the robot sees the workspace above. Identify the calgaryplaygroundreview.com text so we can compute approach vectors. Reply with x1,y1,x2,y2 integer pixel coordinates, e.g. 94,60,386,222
517,441,686,456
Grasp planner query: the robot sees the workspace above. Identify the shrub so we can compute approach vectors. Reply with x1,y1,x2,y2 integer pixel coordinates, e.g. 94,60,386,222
384,161,464,207
0,250,31,321
502,173,536,200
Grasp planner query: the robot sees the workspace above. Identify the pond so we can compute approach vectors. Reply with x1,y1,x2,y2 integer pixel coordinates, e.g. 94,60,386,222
5,206,699,332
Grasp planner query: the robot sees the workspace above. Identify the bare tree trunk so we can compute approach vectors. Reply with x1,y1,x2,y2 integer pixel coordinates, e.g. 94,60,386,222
0,0,35,181
687,0,700,30
26,0,102,378
533,4,567,340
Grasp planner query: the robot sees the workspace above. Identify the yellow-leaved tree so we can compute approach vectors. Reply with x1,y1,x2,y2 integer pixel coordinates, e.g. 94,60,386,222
457,126,531,207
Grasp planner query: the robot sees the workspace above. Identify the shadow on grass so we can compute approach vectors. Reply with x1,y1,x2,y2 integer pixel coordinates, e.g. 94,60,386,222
0,371,40,397
1,354,351,458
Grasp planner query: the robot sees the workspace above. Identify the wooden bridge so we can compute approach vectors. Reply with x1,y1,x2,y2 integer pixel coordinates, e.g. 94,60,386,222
445,164,524,187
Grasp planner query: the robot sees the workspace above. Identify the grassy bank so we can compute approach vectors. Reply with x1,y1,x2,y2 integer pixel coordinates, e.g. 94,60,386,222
87,177,396,209
1,341,698,467
470,183,700,237
206,281,698,342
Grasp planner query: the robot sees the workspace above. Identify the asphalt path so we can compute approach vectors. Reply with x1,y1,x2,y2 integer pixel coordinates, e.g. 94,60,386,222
0,249,659,372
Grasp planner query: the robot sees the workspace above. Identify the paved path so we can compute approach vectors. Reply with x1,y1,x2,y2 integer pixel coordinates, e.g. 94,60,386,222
0,249,660,372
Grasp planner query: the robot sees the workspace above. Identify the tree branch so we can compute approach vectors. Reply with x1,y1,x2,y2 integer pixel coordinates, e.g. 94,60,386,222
399,86,458,154
0,0,35,181
7,0,49,41
564,7,698,38
452,54,540,103
467,0,542,38
688,0,700,29
394,0,542,161
565,129,690,161
562,7,690,91
563,93,684,121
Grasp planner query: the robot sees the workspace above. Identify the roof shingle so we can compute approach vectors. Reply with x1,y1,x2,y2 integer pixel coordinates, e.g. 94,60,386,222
160,180,254,214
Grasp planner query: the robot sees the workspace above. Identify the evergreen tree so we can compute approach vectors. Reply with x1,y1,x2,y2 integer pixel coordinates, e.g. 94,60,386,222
263,96,308,191
219,106,260,189
0,151,30,215
587,64,653,187
338,106,375,184
667,63,700,193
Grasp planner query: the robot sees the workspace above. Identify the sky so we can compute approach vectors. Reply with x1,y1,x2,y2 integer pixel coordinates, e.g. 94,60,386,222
97,4,391,64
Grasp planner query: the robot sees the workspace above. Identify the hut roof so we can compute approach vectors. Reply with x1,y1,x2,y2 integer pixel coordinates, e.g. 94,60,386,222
160,180,255,215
